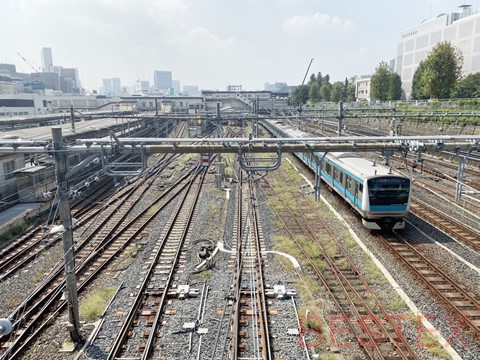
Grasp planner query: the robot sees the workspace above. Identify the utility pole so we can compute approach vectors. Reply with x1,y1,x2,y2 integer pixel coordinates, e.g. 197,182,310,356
52,128,82,342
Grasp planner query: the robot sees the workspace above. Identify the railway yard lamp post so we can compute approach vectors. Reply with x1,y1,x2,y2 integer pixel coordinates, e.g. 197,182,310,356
52,128,82,343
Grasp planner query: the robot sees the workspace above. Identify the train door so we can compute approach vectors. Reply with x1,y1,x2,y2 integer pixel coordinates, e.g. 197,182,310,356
339,171,345,196
357,182,363,209
353,182,359,207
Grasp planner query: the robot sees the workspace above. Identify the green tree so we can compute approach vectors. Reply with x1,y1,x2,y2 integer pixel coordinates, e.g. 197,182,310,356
323,74,330,86
345,77,356,102
370,61,391,101
316,72,323,88
320,83,331,101
411,60,429,100
291,85,309,106
388,72,403,100
307,73,317,87
331,81,345,102
421,41,463,99
308,82,321,103
451,72,480,98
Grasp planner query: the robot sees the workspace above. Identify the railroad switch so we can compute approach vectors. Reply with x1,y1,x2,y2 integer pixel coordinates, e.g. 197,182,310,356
176,285,199,299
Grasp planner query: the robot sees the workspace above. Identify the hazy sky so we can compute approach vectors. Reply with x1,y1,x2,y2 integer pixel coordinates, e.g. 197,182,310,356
1,0,477,92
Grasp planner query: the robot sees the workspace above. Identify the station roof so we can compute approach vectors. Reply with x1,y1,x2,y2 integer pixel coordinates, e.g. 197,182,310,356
0,116,143,142
14,165,48,173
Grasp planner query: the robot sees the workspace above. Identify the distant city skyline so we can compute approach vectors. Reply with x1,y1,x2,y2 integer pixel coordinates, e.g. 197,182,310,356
2,0,479,92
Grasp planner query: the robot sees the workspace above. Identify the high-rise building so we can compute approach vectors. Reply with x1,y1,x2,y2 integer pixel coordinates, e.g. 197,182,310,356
133,79,150,94
37,72,60,91
172,80,180,95
153,71,172,92
41,48,54,73
264,82,288,92
227,84,242,92
0,64,16,75
102,77,122,96
182,85,200,96
59,67,80,93
395,5,480,99
112,77,121,94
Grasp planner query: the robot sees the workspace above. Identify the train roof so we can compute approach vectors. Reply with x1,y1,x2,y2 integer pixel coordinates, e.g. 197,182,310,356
267,119,407,180
328,152,395,179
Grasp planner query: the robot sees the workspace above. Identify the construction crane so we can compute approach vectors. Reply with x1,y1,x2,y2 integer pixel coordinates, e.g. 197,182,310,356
298,58,314,114
17,52,42,75
301,58,314,87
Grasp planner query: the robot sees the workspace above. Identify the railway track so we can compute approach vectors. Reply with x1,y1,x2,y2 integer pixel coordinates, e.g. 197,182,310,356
0,154,177,281
0,157,199,359
0,121,188,281
226,174,273,360
412,176,480,216
376,231,480,340
0,180,116,281
106,167,206,359
410,197,480,253
260,162,419,359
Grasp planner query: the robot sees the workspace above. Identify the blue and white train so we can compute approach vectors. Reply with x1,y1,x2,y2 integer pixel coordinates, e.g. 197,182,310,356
261,119,412,230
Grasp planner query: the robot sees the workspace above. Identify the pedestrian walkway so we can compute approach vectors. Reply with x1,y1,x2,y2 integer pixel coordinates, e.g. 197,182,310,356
0,202,43,236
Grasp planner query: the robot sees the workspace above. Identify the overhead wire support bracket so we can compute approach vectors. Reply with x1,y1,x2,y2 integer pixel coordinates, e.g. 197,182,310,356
238,143,283,172
109,130,124,149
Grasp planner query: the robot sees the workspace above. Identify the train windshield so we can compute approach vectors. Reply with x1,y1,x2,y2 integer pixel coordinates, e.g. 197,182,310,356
368,177,410,206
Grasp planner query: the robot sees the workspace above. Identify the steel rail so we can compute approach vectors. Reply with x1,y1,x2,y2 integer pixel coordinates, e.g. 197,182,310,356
410,197,480,253
261,171,419,359
247,177,274,360
378,231,480,339
0,161,199,359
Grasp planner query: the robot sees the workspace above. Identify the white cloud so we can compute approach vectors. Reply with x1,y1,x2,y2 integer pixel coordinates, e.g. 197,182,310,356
283,13,355,33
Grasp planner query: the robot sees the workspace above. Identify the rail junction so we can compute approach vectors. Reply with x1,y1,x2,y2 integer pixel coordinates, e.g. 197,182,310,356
0,106,479,360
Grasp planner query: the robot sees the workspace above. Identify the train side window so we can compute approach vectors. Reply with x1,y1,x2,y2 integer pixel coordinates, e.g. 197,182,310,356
346,176,351,191
326,162,332,175
339,172,344,185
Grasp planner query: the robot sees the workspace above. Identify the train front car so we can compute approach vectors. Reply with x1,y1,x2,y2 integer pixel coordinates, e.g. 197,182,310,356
324,153,412,231
260,119,412,231
362,175,411,230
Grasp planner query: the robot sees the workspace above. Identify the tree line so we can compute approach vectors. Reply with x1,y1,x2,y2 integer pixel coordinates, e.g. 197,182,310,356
291,41,479,105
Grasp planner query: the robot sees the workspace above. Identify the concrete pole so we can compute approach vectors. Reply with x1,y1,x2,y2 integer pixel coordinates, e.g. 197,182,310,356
216,102,222,188
70,105,75,133
337,101,343,137
455,153,467,201
52,128,82,342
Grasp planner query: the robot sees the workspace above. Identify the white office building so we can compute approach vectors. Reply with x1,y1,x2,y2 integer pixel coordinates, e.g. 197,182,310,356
395,4,480,99
41,48,54,73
